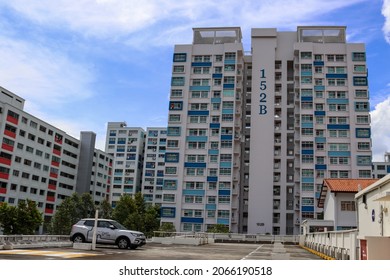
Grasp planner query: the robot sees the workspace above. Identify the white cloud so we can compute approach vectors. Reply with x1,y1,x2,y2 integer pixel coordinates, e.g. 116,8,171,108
0,0,367,46
371,96,390,161
0,35,94,108
383,0,390,43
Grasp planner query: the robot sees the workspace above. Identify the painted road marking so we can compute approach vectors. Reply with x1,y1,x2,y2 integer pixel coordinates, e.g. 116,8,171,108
0,249,100,259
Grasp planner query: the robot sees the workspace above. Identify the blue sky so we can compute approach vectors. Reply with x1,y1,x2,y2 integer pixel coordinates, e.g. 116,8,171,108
0,0,389,161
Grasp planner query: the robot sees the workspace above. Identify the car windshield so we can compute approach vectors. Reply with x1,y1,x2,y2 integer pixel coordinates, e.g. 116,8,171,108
110,220,127,230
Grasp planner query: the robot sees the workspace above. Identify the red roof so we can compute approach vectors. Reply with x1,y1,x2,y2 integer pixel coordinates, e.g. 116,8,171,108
323,179,378,192
318,179,379,208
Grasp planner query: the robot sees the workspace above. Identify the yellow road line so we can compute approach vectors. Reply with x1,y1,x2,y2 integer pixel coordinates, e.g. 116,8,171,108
0,249,99,258
299,245,335,260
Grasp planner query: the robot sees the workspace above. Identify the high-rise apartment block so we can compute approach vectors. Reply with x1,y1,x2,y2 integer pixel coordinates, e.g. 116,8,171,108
160,26,372,234
0,87,113,228
142,127,167,207
105,122,146,207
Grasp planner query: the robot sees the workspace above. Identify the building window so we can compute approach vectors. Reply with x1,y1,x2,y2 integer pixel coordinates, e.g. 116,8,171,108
352,52,366,61
173,65,184,73
169,101,183,110
165,153,179,163
341,201,356,211
355,102,369,112
357,155,371,166
357,142,370,150
171,77,185,86
355,89,368,98
173,53,187,62
353,77,368,86
301,52,312,59
356,115,369,124
356,128,370,138
359,170,371,178
171,89,183,98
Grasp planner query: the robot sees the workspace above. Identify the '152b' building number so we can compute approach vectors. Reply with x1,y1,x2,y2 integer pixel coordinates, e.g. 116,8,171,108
259,69,267,115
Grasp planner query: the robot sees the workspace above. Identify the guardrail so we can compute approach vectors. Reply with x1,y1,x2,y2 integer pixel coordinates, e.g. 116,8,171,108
0,235,72,250
302,229,358,260
152,232,300,245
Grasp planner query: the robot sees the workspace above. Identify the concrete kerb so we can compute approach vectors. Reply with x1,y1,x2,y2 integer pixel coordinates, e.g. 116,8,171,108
299,245,335,260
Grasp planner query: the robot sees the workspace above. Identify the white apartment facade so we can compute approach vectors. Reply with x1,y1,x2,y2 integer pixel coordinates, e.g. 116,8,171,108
161,26,372,234
161,28,243,232
372,152,390,179
105,122,145,207
141,127,167,207
0,87,113,226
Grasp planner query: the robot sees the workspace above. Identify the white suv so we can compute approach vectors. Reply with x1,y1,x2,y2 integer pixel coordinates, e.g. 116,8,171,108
70,218,146,249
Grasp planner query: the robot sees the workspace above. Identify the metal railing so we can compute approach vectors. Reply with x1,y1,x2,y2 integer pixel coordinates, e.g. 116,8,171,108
302,229,358,260
0,235,71,249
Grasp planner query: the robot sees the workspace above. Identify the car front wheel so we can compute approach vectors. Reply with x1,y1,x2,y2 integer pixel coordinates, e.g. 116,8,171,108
117,237,130,249
73,234,85,243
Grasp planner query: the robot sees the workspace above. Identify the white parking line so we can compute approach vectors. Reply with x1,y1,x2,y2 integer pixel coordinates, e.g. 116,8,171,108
241,245,264,260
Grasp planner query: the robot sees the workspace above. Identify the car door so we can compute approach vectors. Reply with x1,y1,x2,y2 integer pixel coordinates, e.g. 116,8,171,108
96,220,116,244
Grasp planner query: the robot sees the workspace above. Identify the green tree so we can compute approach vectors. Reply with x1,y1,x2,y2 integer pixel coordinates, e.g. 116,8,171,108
15,200,43,234
112,193,160,237
0,200,43,234
0,203,17,234
159,222,176,233
111,194,136,225
207,224,230,233
98,199,112,219
48,193,96,234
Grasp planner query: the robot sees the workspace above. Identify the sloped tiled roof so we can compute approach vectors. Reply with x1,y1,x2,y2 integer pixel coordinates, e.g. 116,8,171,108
323,179,378,192
318,178,378,208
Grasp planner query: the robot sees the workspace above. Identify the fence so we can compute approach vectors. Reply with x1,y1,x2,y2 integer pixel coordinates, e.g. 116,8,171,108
0,235,71,250
302,229,358,260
